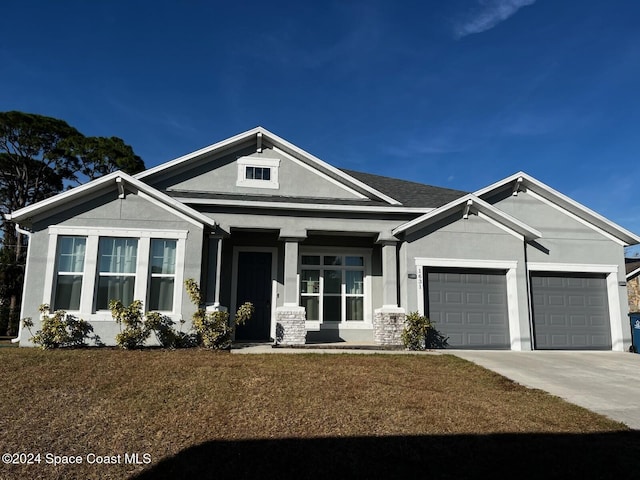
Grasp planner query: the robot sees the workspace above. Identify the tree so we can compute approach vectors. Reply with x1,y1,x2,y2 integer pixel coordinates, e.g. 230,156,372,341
65,135,145,181
0,111,145,335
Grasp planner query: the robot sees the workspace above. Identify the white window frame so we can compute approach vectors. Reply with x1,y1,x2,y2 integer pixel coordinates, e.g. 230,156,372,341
52,236,87,312
148,238,179,312
236,157,280,189
96,237,139,311
45,226,187,321
299,248,372,330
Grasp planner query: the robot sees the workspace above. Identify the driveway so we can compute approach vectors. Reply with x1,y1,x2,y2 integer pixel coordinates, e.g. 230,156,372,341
450,351,640,430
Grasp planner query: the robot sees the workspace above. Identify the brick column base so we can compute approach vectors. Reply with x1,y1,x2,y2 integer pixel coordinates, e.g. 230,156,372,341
373,307,406,346
275,306,306,346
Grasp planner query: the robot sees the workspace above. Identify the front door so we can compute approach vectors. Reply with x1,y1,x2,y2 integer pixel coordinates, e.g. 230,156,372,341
235,251,272,341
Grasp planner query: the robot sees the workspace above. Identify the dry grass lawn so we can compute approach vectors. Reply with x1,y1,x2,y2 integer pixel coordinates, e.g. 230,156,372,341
1,348,638,479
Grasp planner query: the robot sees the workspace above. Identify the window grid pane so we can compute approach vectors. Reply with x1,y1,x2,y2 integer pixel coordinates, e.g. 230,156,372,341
99,238,138,273
299,254,366,324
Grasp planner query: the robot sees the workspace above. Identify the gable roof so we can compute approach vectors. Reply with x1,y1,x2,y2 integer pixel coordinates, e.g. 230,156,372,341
474,172,640,246
6,171,216,228
392,193,542,240
136,126,403,206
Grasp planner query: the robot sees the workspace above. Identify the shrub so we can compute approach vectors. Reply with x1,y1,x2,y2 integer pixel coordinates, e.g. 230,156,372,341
402,311,449,350
185,278,254,349
23,304,99,349
110,300,150,349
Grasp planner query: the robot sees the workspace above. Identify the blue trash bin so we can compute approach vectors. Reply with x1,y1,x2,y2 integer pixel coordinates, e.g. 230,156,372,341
630,313,640,353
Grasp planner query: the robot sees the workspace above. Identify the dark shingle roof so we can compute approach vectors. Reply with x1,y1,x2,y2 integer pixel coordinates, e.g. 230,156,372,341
626,258,640,276
341,169,467,208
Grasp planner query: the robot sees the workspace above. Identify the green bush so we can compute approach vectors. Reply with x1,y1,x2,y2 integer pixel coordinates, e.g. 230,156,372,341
401,311,449,350
110,299,150,349
185,278,254,349
23,304,99,349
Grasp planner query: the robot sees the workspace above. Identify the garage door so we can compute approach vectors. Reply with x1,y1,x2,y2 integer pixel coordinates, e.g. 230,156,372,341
530,273,611,350
425,268,510,349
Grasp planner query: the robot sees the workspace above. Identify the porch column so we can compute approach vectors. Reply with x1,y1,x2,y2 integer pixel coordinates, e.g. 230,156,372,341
275,235,306,346
374,238,406,346
206,234,227,312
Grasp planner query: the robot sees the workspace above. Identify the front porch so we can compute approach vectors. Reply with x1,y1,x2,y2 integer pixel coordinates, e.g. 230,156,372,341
203,229,406,346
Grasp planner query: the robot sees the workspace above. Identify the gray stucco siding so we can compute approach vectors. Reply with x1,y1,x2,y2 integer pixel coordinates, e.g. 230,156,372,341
149,145,363,200
18,188,205,347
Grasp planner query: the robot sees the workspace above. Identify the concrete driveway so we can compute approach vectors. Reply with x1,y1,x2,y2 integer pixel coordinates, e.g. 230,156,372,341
450,351,640,430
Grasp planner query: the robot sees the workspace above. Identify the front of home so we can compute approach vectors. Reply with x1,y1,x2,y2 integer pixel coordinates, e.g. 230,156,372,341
8,127,639,350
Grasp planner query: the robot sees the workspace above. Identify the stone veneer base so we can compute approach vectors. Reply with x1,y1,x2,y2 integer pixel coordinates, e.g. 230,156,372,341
275,306,307,346
373,307,406,346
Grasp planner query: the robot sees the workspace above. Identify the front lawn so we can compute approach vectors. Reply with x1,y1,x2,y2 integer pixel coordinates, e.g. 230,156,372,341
1,349,638,479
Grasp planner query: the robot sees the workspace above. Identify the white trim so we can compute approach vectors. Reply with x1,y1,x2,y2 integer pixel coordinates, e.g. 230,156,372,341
49,226,189,239
236,156,280,190
14,225,32,343
272,146,368,200
527,262,624,351
526,190,626,246
135,126,402,205
414,257,523,350
230,247,278,339
392,194,541,240
299,247,373,325
10,171,216,228
474,171,640,246
527,262,618,273
414,257,518,270
136,191,208,228
44,226,188,320
477,211,525,241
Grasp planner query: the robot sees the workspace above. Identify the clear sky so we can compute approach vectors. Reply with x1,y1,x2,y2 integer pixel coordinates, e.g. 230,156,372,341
3,1,640,251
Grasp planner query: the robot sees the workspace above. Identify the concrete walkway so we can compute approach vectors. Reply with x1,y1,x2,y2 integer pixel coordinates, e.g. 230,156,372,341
232,344,640,429
449,351,640,430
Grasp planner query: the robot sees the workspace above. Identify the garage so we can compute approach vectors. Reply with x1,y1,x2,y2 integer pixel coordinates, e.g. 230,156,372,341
425,268,510,349
530,273,611,350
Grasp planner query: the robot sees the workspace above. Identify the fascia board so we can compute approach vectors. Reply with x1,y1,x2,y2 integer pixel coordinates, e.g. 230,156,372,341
136,126,402,206
9,171,216,228
475,171,640,246
392,194,541,240
9,171,122,222
263,130,402,206
135,126,263,180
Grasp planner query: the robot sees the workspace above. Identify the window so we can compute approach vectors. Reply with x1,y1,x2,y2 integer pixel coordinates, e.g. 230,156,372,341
245,166,271,181
300,254,366,322
96,237,138,309
54,236,86,310
236,157,280,189
46,227,187,320
149,239,176,311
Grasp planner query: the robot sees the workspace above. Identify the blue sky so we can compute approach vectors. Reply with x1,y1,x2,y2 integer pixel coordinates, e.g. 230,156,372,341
3,1,640,251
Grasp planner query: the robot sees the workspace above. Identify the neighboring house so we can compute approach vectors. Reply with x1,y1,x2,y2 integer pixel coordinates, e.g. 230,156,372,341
7,127,640,350
626,258,640,313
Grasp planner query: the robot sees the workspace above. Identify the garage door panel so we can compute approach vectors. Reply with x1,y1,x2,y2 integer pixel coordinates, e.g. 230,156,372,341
531,273,611,350
426,269,510,349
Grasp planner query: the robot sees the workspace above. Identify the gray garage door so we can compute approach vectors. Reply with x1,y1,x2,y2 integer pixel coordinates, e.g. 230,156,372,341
530,273,611,350
425,268,510,349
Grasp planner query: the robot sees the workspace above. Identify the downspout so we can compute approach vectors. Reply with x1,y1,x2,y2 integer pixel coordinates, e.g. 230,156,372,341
11,223,32,344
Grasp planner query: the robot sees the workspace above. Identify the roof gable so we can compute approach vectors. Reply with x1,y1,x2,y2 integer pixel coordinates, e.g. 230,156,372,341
7,171,216,229
475,172,640,246
392,193,541,240
136,127,402,206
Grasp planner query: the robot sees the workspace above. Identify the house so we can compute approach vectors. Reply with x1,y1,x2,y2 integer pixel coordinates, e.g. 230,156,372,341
7,127,640,350
626,258,640,313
